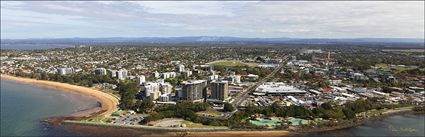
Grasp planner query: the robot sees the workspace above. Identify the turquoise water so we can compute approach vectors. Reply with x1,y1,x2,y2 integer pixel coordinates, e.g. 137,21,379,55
250,119,282,126
289,118,302,126
0,79,98,136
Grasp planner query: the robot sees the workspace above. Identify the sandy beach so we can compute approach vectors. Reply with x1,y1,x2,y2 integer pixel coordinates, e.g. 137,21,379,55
0,74,119,117
184,130,292,137
63,120,292,137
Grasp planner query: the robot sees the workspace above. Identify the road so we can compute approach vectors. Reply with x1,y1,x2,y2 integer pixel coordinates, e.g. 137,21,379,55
200,54,291,120
231,54,290,108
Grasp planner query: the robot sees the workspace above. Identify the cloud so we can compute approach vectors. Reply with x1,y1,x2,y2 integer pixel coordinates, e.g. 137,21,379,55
0,1,423,39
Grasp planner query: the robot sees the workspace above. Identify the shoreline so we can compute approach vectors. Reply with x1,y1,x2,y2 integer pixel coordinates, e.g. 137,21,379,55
0,74,119,120
295,107,416,133
61,106,418,136
0,74,420,136
62,121,292,137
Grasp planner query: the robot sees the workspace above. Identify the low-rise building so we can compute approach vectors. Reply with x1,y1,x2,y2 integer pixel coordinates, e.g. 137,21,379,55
254,82,306,96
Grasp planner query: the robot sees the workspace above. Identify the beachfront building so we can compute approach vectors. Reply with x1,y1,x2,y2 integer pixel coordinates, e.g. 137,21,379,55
211,80,229,101
117,69,128,80
181,80,207,101
94,68,107,76
57,67,73,75
142,82,160,98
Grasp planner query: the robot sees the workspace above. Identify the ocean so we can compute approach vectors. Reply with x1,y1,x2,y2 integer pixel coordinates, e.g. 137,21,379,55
0,44,74,50
1,78,424,136
0,79,97,136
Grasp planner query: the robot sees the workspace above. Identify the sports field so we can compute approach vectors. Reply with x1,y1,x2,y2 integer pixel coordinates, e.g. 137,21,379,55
207,60,258,67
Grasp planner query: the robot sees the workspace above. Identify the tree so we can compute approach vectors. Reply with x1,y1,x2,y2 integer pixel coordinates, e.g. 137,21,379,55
245,103,260,115
284,105,313,118
321,102,334,110
41,73,49,80
345,99,372,113
271,102,285,117
117,81,140,109
382,86,391,93
137,98,155,113
343,108,356,119
326,107,345,120
224,103,235,112
262,106,274,117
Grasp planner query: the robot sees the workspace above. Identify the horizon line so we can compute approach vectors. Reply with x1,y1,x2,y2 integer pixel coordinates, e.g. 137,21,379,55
2,36,424,40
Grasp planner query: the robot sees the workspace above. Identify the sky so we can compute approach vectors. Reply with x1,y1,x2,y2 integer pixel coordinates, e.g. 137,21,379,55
1,1,424,39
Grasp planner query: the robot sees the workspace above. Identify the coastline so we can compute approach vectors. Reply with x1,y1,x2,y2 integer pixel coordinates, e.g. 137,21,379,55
184,108,417,136
0,74,119,119
0,74,420,136
295,107,416,133
61,106,418,136
62,121,292,137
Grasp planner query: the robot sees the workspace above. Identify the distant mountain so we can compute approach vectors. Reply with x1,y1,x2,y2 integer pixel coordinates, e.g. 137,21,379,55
1,36,423,45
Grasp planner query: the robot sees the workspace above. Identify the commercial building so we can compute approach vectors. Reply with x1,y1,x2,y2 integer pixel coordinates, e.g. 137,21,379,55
254,82,306,96
211,80,229,101
94,68,107,76
246,74,259,81
181,80,207,101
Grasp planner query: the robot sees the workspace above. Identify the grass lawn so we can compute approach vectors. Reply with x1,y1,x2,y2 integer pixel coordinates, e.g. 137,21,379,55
375,63,414,73
367,109,384,117
196,109,222,117
375,63,388,69
181,120,225,128
83,116,113,123
208,60,257,67
150,118,225,128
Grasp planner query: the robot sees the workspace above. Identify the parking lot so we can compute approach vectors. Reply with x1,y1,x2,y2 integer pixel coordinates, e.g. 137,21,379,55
112,115,144,125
